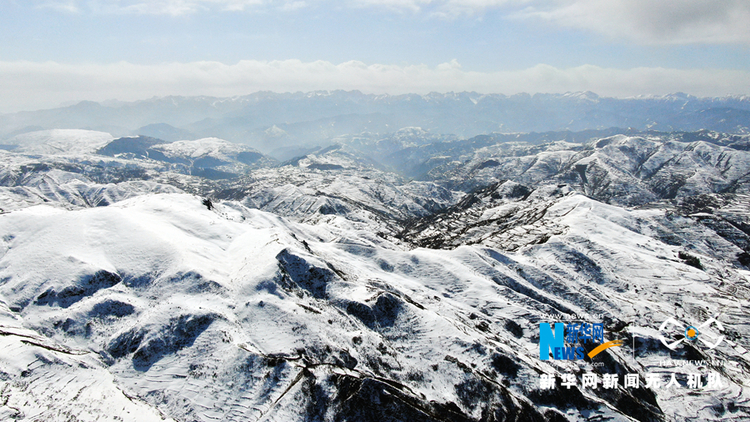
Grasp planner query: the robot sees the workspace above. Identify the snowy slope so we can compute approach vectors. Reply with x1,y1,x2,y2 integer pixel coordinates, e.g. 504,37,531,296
237,165,460,233
96,136,278,176
152,138,250,159
0,193,748,421
9,129,114,155
0,149,184,212
0,300,173,421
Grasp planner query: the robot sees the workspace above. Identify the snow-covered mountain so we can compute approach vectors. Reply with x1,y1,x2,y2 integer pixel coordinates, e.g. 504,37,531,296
0,128,749,421
390,131,750,204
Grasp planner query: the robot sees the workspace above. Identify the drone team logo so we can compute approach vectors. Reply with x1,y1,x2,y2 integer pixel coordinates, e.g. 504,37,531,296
539,321,624,361
659,317,725,350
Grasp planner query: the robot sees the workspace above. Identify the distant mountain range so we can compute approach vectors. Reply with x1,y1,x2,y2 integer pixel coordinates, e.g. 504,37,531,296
2,91,749,159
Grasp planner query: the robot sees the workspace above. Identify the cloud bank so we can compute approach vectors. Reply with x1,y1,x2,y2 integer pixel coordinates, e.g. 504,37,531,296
1,60,748,113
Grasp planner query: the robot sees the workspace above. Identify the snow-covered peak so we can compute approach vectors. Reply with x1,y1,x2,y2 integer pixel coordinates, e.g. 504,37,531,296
151,137,254,159
562,91,600,102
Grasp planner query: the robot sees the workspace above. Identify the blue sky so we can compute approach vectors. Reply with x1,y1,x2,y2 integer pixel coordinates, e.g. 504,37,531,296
1,0,749,112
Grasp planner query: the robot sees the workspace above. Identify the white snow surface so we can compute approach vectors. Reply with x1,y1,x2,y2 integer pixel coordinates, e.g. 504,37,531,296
9,129,114,155
0,192,748,421
152,137,256,160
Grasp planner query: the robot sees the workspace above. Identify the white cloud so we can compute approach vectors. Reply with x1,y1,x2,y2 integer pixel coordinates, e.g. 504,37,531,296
439,0,527,16
355,0,431,13
41,0,514,15
56,0,297,15
280,1,306,11
515,0,750,45
354,0,526,16
355,0,750,43
0,60,747,113
36,1,80,13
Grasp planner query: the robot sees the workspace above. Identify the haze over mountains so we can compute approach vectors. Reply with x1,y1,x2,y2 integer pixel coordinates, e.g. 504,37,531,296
2,91,749,159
